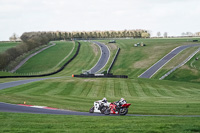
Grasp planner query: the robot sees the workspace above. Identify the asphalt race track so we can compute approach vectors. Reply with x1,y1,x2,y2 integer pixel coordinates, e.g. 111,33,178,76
89,41,110,74
139,44,200,78
0,102,103,116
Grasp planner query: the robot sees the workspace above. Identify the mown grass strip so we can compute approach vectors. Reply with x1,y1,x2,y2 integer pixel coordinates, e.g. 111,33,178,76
0,112,200,133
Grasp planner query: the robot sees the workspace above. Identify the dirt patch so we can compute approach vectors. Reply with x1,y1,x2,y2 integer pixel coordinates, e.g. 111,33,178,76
91,43,99,56
133,60,154,68
108,44,117,51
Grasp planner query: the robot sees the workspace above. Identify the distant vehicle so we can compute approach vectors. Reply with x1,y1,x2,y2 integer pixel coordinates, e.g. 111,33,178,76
134,42,146,47
108,40,116,43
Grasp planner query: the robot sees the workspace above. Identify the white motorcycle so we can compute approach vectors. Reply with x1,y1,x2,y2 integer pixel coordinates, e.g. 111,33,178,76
89,100,110,114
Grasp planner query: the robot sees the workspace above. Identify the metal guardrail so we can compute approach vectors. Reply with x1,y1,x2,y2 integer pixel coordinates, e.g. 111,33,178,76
74,73,128,78
159,47,200,80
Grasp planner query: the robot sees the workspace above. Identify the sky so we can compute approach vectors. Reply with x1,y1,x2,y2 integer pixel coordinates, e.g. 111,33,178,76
0,0,200,41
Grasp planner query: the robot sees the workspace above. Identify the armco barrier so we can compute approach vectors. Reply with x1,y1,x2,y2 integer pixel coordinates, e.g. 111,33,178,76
0,42,81,78
74,73,128,78
107,48,120,74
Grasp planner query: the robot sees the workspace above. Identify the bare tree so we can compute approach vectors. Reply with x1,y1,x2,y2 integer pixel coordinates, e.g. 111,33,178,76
186,32,193,36
157,32,161,37
163,32,168,38
181,32,186,36
9,33,17,42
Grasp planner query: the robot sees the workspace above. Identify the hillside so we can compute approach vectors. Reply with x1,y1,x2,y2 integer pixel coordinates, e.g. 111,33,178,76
15,41,75,74
98,38,200,81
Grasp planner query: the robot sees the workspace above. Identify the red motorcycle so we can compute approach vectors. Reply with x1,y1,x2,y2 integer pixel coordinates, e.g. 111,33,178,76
104,102,131,115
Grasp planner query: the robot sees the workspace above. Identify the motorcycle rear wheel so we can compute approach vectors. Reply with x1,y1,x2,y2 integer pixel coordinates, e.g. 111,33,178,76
89,107,94,113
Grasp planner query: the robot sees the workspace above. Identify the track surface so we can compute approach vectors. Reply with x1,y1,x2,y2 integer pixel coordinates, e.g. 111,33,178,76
89,41,110,74
139,44,200,78
0,102,103,116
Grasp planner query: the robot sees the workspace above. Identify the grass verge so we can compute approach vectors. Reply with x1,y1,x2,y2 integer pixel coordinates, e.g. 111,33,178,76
0,112,200,133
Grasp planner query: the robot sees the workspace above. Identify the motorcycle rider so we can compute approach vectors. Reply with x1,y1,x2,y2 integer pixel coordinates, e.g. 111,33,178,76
115,98,126,107
98,97,108,111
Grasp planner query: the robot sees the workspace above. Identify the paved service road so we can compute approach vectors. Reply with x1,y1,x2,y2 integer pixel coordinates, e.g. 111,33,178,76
139,44,200,78
89,42,110,74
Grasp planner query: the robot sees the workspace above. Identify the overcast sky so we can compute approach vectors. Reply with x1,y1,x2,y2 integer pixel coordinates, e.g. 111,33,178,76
0,0,200,40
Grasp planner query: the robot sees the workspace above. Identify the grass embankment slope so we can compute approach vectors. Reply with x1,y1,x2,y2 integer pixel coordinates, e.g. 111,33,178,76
0,41,101,80
15,41,75,74
164,51,200,82
11,41,100,76
51,41,101,76
0,38,200,132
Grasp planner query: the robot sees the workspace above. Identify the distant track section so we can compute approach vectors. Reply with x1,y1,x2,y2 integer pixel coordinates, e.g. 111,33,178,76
89,42,110,74
10,43,56,73
139,44,200,78
0,42,80,78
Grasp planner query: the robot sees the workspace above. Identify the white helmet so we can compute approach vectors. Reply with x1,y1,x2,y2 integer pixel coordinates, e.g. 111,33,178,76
102,97,107,101
120,98,125,101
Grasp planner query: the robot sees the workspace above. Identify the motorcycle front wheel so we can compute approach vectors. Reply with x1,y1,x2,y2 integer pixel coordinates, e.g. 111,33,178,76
89,107,94,113
101,106,108,114
104,108,110,115
119,108,128,115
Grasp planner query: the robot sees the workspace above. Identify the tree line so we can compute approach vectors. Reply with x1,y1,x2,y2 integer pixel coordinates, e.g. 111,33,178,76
50,29,150,40
0,29,149,70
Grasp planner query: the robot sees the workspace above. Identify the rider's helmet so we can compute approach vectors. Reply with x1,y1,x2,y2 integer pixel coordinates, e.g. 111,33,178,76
120,98,125,102
102,97,107,102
